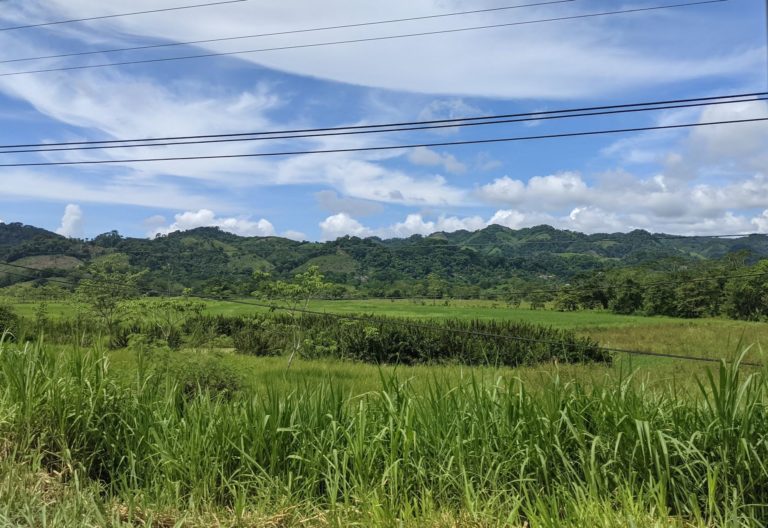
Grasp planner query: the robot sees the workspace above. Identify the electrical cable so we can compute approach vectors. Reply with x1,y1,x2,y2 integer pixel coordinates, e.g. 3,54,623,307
3,90,762,150
0,0,577,64
0,0,249,32
2,96,765,155
1,116,766,168
0,1,727,77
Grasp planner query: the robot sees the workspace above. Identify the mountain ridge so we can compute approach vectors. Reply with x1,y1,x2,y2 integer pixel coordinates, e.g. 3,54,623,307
2,221,768,297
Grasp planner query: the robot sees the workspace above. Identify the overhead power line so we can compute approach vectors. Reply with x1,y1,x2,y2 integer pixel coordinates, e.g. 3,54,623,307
1,116,766,168
0,0,727,77
0,0,577,64
0,0,249,32
1,91,762,151
2,96,765,155
0,261,760,368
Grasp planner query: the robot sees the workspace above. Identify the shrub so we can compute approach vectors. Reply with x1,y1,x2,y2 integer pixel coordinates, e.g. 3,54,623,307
166,354,243,400
299,331,339,360
0,305,19,338
232,321,281,356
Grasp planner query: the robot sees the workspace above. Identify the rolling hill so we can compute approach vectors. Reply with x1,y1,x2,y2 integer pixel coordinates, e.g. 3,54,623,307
2,221,767,296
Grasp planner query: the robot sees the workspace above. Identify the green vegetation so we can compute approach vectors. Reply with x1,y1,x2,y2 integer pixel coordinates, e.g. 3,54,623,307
556,257,768,321
3,221,768,304
1,340,767,526
4,221,768,525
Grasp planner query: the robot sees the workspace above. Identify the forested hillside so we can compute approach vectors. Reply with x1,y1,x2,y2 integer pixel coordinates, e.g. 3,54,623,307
2,221,768,300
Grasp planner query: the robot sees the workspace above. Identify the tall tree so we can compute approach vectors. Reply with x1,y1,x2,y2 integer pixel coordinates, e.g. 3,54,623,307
76,254,146,335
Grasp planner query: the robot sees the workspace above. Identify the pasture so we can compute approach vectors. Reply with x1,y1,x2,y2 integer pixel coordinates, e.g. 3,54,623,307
1,297,768,526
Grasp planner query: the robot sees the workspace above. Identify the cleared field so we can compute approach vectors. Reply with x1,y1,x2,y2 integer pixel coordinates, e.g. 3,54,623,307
8,298,768,367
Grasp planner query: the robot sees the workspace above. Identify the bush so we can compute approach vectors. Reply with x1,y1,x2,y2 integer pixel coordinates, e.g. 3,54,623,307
166,354,243,400
232,321,281,356
300,330,339,360
0,305,19,338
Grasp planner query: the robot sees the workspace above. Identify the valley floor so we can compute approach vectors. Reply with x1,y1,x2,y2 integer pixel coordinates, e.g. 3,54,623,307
2,299,767,526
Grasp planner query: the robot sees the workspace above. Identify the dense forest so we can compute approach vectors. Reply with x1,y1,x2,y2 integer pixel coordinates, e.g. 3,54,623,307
2,221,768,320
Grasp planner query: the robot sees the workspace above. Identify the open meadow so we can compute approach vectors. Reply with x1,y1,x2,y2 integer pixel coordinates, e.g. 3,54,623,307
1,297,768,526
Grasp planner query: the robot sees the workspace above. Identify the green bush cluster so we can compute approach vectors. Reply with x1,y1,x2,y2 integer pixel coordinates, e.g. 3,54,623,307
23,310,609,367
185,313,609,367
0,305,18,337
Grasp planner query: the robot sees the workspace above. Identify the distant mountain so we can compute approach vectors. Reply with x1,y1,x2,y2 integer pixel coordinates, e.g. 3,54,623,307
2,222,767,297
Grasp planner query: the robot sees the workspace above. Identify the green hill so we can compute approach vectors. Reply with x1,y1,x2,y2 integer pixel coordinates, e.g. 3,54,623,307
1,222,767,297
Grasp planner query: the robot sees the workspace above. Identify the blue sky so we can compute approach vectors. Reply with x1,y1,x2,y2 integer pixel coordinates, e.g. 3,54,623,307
0,0,767,240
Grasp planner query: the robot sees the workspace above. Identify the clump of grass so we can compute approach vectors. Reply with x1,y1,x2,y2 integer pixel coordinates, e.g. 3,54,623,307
0,338,766,526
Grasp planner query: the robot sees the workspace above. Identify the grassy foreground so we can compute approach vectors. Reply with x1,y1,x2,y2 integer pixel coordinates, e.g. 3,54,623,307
2,339,768,527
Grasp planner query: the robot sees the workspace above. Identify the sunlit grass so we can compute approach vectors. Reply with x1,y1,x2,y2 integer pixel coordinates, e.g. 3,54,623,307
2,339,767,526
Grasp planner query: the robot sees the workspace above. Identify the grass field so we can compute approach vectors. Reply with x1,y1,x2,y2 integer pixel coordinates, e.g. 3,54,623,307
3,298,768,525
3,341,768,526
8,298,768,368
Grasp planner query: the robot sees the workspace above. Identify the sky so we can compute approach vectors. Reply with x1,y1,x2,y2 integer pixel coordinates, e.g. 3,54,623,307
0,0,767,241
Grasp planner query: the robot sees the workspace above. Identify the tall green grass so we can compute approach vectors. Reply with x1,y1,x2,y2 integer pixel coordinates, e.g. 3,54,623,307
1,338,767,526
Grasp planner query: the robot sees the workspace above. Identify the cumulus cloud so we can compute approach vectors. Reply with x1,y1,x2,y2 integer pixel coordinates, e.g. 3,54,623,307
488,210,527,229
56,204,84,238
320,210,543,240
568,207,624,233
317,204,768,241
319,213,373,240
753,210,768,233
152,209,276,237
478,172,590,207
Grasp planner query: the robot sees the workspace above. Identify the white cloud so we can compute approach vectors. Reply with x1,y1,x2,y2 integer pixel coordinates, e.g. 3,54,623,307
56,204,84,238
478,172,589,207
0,170,228,210
152,209,276,237
319,212,488,240
314,190,384,216
478,177,525,203
418,99,483,121
568,206,623,233
475,152,503,172
408,147,466,174
3,1,758,101
0,3,764,239
388,214,435,237
282,230,308,241
435,215,486,233
752,210,768,233
143,215,167,230
488,210,526,229
319,213,372,240
276,156,469,206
